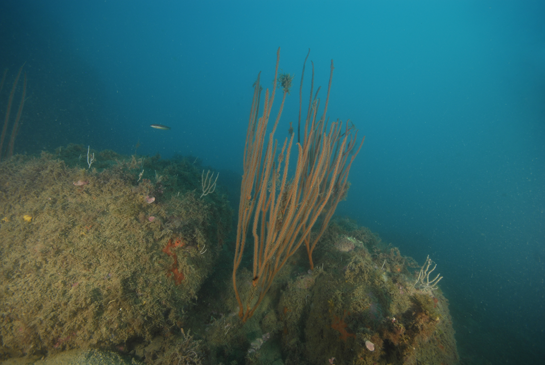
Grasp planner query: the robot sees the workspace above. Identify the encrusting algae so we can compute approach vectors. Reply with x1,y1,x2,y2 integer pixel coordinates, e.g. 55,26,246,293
0,145,231,362
0,146,459,364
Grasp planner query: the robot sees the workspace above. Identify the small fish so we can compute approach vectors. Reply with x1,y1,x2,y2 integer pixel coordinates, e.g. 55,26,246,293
150,124,171,130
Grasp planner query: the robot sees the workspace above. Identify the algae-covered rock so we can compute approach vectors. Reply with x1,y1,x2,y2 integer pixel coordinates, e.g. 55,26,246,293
275,221,459,365
212,218,459,365
193,217,458,365
1,149,459,365
0,150,231,359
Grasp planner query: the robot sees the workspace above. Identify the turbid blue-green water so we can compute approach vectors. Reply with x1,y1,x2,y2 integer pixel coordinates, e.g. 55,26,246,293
1,1,543,363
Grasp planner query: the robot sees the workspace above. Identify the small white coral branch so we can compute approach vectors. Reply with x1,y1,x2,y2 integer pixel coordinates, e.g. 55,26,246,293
414,255,443,292
200,170,219,198
87,145,95,169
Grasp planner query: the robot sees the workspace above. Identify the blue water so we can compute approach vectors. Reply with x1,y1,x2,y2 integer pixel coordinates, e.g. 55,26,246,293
1,0,544,363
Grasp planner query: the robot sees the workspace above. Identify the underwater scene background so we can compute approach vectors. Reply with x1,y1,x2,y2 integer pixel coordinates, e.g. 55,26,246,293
0,1,544,364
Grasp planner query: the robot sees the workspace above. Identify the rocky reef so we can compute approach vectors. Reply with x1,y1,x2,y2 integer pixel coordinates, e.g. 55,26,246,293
0,146,458,364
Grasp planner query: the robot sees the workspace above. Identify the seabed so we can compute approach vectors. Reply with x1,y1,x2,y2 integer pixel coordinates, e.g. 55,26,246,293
0,145,458,365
